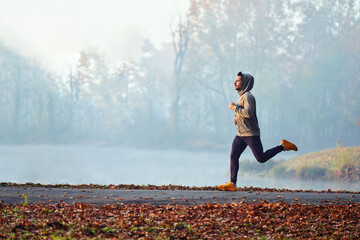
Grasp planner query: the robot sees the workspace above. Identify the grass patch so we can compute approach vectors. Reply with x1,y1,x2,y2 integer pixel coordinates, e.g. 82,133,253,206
270,145,360,182
236,145,360,182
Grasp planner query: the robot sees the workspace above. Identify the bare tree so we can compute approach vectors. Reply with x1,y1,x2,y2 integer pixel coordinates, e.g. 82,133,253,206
170,15,192,136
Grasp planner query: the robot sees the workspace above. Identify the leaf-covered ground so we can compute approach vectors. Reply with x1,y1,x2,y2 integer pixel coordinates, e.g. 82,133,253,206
1,182,359,194
1,201,359,239
2,182,360,238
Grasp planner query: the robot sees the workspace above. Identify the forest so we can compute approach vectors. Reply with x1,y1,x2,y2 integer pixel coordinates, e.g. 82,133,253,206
0,0,359,153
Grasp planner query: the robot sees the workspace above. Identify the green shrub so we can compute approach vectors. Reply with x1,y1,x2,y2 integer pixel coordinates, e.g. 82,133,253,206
238,159,285,176
297,166,327,180
332,145,360,182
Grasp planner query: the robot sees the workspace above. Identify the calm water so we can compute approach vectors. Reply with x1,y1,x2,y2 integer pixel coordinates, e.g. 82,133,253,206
0,145,358,191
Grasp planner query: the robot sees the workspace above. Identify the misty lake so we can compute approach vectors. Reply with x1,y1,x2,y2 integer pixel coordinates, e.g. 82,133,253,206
1,145,358,191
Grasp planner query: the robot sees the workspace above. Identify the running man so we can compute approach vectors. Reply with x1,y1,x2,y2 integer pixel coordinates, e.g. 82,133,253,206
218,72,298,191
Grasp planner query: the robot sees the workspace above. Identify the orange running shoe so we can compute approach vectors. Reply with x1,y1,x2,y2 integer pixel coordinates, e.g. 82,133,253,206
218,182,237,191
281,139,298,151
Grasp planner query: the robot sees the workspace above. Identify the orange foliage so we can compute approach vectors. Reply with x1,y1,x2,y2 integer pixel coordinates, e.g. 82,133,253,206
1,201,360,239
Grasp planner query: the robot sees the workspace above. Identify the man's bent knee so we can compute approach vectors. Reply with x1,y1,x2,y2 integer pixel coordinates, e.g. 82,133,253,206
255,156,267,164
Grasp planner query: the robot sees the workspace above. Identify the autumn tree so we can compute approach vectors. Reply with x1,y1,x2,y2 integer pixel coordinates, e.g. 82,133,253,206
0,43,56,143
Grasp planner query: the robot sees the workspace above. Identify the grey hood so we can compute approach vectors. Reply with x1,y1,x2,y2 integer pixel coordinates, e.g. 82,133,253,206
238,73,254,96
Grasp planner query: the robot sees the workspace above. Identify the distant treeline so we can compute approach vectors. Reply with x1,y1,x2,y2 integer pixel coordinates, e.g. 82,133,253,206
0,0,359,152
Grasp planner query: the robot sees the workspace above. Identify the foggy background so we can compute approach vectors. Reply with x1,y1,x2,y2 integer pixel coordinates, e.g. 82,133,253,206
0,0,359,189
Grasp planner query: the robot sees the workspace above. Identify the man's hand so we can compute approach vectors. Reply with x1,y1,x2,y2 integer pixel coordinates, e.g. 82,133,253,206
228,102,235,110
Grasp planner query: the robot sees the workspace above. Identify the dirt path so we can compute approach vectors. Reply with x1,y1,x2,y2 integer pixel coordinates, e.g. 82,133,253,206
1,186,359,206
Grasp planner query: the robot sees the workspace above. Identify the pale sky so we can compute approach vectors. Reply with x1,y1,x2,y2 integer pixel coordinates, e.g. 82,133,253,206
0,0,190,72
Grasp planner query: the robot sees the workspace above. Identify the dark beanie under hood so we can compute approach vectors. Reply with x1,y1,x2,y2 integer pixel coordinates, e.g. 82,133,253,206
238,73,254,96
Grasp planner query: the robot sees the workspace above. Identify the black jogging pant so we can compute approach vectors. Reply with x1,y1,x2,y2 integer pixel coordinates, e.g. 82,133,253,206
230,135,283,184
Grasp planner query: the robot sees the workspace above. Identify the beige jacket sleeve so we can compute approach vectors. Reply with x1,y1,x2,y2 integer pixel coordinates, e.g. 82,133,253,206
231,93,256,118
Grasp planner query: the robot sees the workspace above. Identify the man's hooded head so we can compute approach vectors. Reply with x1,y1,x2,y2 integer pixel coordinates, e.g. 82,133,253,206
237,72,254,96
